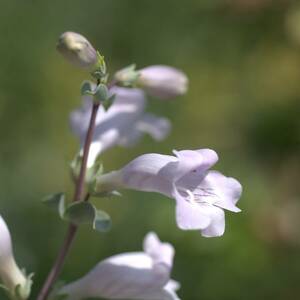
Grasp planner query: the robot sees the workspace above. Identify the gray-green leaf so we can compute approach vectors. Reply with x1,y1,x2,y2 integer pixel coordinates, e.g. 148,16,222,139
64,202,95,225
64,202,111,232
80,80,94,96
42,193,65,218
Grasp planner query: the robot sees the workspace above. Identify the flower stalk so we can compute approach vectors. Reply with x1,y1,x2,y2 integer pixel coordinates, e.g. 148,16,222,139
36,87,101,300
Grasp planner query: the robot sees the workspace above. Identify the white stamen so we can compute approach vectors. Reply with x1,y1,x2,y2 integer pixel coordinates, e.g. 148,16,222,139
186,189,197,204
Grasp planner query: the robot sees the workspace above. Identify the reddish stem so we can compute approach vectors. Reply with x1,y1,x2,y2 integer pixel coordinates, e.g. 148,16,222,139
36,101,99,300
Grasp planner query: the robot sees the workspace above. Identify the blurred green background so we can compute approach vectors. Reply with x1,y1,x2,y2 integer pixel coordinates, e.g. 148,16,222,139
1,0,300,299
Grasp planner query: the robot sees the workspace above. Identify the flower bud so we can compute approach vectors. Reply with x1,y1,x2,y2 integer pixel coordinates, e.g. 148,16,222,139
137,65,188,99
0,215,30,299
57,32,97,69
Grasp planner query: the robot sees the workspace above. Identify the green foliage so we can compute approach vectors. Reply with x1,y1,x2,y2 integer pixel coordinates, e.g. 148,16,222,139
43,194,111,232
64,202,111,232
42,193,65,219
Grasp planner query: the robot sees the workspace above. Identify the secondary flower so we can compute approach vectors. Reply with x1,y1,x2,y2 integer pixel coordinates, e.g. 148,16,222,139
0,215,31,299
95,149,242,237
70,86,171,167
137,65,188,99
57,32,97,69
59,232,180,300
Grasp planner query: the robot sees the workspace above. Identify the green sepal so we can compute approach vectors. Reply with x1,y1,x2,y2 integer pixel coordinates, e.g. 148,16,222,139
14,271,33,300
70,154,104,185
90,51,107,80
64,202,111,232
114,64,140,86
86,161,104,185
42,193,65,218
80,81,94,96
93,84,109,103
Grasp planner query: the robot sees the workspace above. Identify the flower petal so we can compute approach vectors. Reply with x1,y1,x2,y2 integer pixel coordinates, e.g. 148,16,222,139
174,189,211,230
70,86,147,162
197,171,242,212
143,232,174,268
118,113,171,148
159,149,218,184
137,113,171,141
60,241,176,300
138,65,188,99
120,153,177,195
200,206,225,237
0,215,13,259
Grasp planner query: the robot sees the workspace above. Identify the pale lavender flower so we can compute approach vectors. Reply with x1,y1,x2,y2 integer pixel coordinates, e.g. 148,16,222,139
70,86,171,167
95,149,242,237
137,65,188,99
57,32,97,69
59,232,180,300
0,215,30,299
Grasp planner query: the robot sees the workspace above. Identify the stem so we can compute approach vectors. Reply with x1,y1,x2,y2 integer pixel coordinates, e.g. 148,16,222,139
36,101,99,300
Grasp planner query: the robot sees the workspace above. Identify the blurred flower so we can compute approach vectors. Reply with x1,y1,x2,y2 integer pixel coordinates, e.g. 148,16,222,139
70,86,171,167
59,232,180,300
57,31,97,69
95,149,242,237
0,215,31,299
137,65,188,100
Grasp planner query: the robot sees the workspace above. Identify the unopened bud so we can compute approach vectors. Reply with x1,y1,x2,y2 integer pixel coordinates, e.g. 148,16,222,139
0,215,31,299
57,32,97,69
137,65,188,100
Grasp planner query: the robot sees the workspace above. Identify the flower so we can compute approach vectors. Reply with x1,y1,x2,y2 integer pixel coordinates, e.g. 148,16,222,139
59,232,180,300
137,65,188,99
95,149,242,237
70,86,171,167
0,215,31,299
57,32,97,69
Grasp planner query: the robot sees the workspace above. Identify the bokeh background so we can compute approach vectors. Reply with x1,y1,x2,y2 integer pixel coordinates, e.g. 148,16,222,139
1,0,300,299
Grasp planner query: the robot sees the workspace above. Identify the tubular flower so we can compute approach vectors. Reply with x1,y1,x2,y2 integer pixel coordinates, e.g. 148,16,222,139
95,149,242,237
59,232,180,300
70,86,171,167
0,215,30,299
137,65,188,99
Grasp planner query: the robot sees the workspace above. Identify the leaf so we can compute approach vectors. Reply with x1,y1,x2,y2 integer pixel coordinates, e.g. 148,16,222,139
93,209,111,232
64,202,111,232
80,80,94,96
86,161,104,185
64,202,95,225
94,84,108,103
42,193,65,218
102,94,116,111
